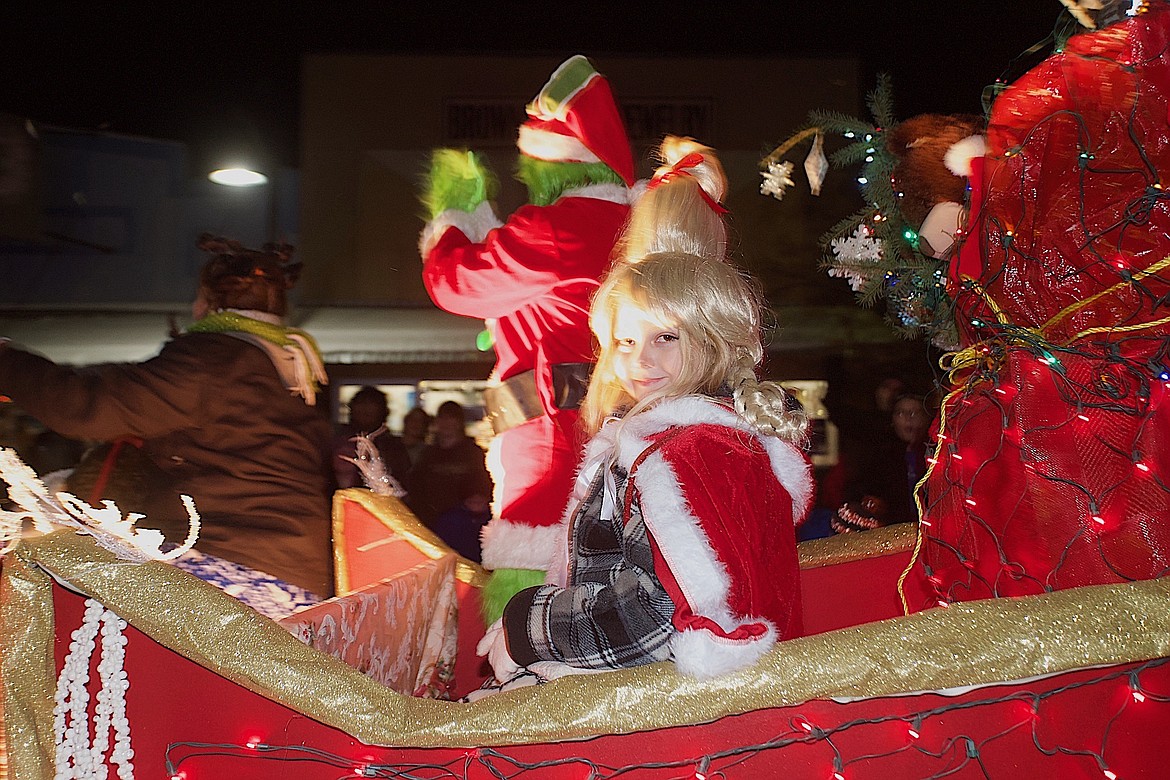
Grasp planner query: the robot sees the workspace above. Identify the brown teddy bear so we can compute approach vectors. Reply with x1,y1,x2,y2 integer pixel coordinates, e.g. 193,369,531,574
885,113,986,260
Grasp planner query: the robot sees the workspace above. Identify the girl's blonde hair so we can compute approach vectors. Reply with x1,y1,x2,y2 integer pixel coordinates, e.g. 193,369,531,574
614,136,729,263
581,251,807,445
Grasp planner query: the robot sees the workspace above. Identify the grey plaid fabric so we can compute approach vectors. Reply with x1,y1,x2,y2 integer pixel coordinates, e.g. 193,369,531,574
504,464,676,669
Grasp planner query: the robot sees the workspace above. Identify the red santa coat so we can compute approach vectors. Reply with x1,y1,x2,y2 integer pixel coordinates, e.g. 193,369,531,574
420,183,632,571
544,396,813,678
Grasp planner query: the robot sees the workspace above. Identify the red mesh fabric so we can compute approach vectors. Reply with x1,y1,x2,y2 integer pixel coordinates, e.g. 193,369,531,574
920,7,1170,604
955,9,1170,342
921,347,1170,603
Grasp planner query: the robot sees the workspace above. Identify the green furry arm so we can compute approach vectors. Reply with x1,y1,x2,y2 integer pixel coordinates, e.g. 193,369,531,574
421,149,498,219
480,567,547,626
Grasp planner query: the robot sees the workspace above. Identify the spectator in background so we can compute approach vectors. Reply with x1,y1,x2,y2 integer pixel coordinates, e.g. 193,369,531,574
815,374,908,516
401,406,431,469
405,400,493,561
333,386,411,490
832,393,932,533
874,377,906,418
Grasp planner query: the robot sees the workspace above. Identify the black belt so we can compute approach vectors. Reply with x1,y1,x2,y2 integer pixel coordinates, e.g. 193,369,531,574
482,362,593,434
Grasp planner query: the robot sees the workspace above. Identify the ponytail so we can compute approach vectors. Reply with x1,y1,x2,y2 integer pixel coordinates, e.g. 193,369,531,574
732,359,809,444
614,136,729,264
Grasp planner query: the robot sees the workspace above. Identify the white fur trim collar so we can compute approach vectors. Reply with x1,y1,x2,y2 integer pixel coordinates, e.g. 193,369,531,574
614,396,745,469
577,397,812,521
558,182,633,206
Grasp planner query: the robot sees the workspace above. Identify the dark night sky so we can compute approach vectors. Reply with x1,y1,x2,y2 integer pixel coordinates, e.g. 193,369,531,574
2,2,1073,168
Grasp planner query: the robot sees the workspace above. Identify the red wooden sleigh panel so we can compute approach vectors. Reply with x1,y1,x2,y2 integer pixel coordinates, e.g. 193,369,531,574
3,492,1169,779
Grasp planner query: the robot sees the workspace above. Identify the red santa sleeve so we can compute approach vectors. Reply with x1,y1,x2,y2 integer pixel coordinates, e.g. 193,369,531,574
634,425,808,678
423,203,590,319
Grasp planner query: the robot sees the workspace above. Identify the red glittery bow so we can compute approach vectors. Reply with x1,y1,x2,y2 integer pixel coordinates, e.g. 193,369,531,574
647,152,728,214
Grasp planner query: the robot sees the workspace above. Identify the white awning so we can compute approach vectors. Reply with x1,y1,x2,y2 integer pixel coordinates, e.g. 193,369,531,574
293,307,490,364
0,307,491,366
0,304,896,367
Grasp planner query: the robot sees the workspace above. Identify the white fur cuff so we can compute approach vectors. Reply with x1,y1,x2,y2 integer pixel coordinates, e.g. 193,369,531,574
670,624,777,680
419,201,502,256
479,519,564,571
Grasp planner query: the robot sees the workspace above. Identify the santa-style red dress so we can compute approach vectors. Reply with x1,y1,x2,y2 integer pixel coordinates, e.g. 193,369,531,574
503,395,812,679
920,7,1170,603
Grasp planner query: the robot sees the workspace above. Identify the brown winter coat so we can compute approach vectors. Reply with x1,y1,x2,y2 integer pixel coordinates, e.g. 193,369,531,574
0,333,334,596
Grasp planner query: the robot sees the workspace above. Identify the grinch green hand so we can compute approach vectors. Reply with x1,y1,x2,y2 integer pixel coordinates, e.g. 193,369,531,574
422,149,499,220
480,567,547,626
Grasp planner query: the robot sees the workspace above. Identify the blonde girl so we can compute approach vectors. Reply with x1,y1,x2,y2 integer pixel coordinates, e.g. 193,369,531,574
477,138,812,685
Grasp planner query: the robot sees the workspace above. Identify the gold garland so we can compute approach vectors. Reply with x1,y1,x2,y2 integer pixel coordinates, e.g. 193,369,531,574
798,522,915,569
759,126,822,169
331,488,488,593
944,254,1170,381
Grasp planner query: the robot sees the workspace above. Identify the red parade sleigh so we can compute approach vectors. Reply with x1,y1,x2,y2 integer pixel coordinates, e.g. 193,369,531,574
9,8,1170,779
3,488,1168,780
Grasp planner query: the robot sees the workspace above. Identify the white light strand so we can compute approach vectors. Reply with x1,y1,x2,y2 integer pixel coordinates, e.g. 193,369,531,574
54,599,134,780
0,448,200,562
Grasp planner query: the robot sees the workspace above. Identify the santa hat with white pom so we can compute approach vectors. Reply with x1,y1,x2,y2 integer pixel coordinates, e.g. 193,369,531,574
516,55,636,186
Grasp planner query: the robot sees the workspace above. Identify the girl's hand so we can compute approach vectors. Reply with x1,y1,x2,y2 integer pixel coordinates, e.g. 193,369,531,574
476,618,521,680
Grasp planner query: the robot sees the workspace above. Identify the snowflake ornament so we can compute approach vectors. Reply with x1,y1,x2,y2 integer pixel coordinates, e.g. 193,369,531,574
760,160,796,201
827,225,884,291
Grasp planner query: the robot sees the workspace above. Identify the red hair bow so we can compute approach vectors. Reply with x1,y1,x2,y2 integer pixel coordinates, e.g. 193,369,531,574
647,152,728,214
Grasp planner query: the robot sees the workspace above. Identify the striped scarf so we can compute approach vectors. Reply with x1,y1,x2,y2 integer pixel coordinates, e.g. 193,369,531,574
188,310,328,405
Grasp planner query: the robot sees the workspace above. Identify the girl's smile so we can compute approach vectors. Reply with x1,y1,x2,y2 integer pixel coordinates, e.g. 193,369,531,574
612,303,682,402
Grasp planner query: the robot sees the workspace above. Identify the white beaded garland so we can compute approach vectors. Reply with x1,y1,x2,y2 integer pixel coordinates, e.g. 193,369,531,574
54,598,134,780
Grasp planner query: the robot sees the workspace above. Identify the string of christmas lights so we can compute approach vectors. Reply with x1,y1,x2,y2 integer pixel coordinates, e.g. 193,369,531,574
759,74,958,347
761,2,1170,607
160,658,1169,780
